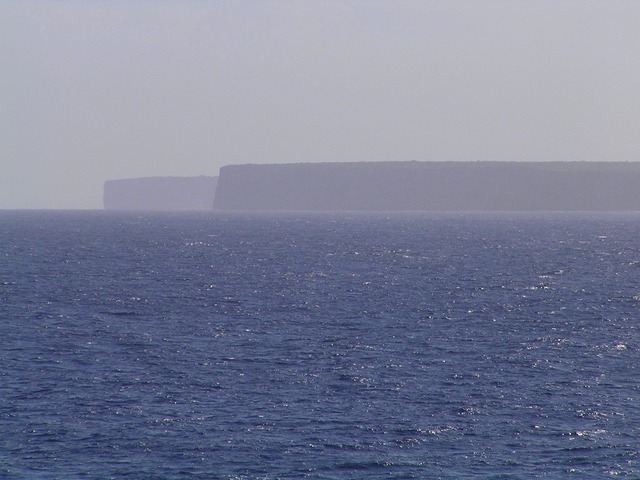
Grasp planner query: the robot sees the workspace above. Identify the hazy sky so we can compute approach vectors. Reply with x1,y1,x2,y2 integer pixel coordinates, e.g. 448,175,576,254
2,0,640,209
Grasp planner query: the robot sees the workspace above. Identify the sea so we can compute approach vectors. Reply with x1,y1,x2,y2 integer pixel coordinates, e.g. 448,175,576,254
1,210,640,479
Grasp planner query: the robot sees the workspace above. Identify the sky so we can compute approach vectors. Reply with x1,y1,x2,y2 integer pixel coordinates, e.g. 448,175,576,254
2,0,640,209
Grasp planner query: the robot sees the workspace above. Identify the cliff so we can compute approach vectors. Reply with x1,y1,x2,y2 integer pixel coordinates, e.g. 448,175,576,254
104,176,217,211
213,161,640,212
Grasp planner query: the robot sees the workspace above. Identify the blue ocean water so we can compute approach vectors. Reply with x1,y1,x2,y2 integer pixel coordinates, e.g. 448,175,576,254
1,211,640,479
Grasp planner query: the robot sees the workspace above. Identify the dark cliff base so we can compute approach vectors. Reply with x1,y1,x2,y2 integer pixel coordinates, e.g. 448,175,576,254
213,161,640,212
104,176,218,211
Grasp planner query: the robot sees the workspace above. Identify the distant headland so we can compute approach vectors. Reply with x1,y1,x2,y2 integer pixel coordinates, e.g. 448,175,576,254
103,176,217,211
105,162,640,212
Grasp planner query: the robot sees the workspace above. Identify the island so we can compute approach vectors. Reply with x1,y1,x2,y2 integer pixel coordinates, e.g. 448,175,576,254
212,161,640,211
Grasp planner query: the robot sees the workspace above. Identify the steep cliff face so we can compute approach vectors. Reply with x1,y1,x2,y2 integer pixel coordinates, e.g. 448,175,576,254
104,176,217,211
213,161,640,211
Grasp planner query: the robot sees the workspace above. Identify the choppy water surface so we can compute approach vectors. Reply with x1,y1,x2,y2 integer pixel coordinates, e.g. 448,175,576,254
2,211,640,479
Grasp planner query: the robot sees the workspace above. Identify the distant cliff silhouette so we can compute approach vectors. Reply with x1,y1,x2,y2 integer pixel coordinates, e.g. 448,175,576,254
213,161,640,211
104,176,217,211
